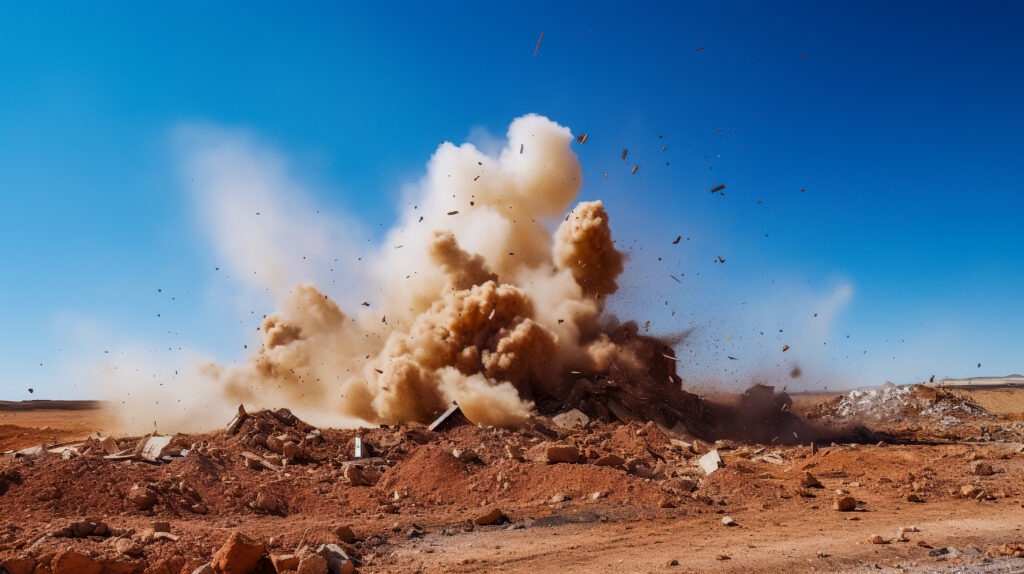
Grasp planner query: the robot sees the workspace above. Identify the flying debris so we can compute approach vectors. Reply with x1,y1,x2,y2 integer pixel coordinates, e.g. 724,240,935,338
710,184,725,193
576,134,588,145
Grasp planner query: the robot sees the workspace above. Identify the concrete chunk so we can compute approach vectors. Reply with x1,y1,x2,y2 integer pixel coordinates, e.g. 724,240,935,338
314,543,354,574
698,449,723,475
226,404,247,435
552,409,590,429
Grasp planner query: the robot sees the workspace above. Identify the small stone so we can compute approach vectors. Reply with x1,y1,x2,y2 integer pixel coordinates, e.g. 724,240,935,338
800,471,822,488
51,550,103,574
252,491,283,514
868,535,890,544
971,461,995,476
315,543,355,574
128,485,157,510
452,447,479,463
115,537,144,557
344,465,369,486
552,409,590,429
960,484,983,498
271,554,300,572
212,532,266,574
545,444,580,464
662,476,699,494
721,516,737,527
265,436,284,454
906,493,924,503
473,508,506,525
282,441,302,461
69,520,95,538
297,554,328,574
593,454,625,467
833,495,857,512
505,444,524,460
715,554,730,561
333,525,355,544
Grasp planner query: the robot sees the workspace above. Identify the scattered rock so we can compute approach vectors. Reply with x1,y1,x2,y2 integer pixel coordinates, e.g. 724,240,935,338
906,493,925,503
114,537,144,557
344,465,370,486
315,543,355,574
271,554,300,572
333,525,355,544
505,444,524,460
297,554,328,574
662,476,699,494
721,516,737,527
593,454,625,467
960,484,983,499
128,485,157,510
545,444,581,464
833,495,857,512
868,535,890,545
251,491,284,514
212,532,266,574
552,409,590,429
800,471,822,488
51,550,103,574
452,447,479,463
474,508,506,525
971,461,995,476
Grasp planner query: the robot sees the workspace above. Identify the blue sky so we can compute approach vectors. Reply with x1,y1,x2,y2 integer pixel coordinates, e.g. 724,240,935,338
1,1,1022,400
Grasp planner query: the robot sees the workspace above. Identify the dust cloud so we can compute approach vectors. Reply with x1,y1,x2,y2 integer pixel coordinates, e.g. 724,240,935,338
185,114,680,428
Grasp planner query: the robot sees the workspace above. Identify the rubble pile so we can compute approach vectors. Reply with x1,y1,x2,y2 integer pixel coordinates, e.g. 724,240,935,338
0,399,849,573
1,389,1022,572
809,383,991,424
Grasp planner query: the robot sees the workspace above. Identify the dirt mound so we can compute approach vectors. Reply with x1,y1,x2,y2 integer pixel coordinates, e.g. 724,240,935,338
377,444,472,503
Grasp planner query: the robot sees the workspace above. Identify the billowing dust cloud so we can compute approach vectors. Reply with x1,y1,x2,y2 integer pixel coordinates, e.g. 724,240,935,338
193,114,675,428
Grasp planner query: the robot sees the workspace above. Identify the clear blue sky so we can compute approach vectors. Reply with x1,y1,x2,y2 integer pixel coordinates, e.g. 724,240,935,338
2,1,1022,399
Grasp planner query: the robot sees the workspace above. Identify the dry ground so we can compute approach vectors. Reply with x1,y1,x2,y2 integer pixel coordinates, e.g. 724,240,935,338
3,391,1024,573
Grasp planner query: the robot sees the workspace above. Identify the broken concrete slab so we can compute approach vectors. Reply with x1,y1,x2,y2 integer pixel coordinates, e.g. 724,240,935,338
698,449,723,475
428,403,470,431
226,404,248,435
138,435,174,462
13,445,47,458
98,437,119,455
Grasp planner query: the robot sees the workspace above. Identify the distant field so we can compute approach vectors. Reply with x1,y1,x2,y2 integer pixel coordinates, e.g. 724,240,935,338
949,387,1024,415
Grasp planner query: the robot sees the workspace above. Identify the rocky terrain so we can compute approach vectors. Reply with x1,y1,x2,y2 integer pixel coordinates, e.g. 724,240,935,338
3,387,1024,573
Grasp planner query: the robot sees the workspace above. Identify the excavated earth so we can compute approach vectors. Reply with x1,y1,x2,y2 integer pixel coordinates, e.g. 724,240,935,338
4,389,1024,573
